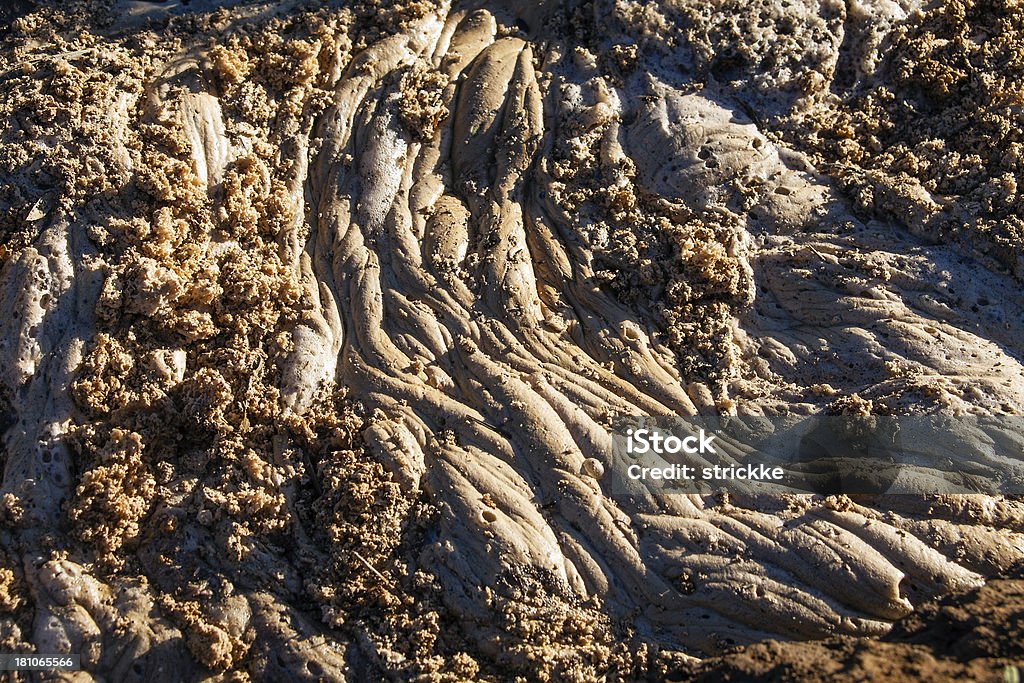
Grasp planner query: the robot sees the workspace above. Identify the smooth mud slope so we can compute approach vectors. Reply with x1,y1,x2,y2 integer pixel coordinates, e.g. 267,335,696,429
1,0,1023,680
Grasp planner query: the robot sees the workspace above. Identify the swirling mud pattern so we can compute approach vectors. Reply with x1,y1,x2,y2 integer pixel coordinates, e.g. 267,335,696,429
1,0,1023,680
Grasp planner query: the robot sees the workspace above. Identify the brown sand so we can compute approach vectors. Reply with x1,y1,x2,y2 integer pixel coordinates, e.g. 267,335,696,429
1,0,1023,680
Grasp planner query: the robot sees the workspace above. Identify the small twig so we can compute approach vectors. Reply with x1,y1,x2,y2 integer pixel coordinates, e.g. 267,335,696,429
26,48,95,64
352,550,389,584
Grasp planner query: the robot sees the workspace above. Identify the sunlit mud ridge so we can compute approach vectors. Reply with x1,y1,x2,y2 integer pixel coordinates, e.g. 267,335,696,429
1,0,1023,679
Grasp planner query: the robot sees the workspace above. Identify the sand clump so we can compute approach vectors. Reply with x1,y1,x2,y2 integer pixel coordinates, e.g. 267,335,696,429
779,0,1024,278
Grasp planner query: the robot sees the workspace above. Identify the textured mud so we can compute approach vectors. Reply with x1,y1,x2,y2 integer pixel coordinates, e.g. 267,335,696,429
1,0,1023,680
684,573,1024,682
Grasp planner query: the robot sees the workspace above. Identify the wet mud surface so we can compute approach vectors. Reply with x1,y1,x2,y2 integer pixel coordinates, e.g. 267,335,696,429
1,0,1022,680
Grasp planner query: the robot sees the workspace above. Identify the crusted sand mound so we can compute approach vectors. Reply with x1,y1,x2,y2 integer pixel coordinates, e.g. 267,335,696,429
1,0,1022,679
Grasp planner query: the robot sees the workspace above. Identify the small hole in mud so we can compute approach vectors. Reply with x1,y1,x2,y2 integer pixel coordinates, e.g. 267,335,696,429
752,138,763,149
774,186,792,195
481,509,497,524
697,148,711,160
307,662,323,676
41,450,52,463
39,294,50,307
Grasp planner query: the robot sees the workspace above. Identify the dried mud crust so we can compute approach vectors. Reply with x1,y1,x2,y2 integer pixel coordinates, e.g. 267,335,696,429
0,0,1023,681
